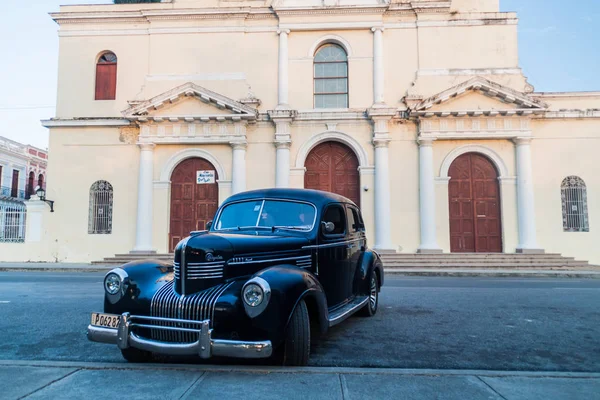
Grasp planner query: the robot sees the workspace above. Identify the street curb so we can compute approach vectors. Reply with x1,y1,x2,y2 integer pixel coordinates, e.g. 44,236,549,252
1,360,599,378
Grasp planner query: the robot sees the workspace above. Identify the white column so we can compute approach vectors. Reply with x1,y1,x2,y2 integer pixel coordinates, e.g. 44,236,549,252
514,137,543,253
133,143,155,253
277,29,290,109
231,142,247,194
417,138,442,253
371,27,384,106
275,142,291,188
373,138,393,250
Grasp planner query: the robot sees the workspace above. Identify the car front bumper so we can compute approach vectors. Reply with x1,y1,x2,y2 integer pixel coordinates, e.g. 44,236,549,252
87,313,272,359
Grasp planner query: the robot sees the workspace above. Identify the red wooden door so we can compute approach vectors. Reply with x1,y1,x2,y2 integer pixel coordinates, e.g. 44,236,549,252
448,153,502,253
169,158,219,252
305,142,360,206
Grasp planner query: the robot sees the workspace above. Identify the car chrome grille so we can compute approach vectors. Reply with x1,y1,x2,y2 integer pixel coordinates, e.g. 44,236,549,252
149,280,233,343
295,255,312,269
174,261,225,280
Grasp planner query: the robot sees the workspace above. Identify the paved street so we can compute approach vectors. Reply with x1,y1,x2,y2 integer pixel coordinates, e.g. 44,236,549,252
1,272,599,372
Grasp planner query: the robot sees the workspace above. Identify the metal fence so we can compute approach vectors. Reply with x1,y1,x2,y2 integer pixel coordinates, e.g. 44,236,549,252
0,198,26,243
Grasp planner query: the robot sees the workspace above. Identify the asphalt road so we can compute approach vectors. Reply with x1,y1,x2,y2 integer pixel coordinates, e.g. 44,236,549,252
1,273,599,372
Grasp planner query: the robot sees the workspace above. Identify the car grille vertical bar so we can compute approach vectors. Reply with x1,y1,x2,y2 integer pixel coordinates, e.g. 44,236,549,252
149,280,233,343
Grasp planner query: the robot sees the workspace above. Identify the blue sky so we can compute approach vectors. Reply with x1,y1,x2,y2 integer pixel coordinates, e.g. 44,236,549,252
0,0,598,149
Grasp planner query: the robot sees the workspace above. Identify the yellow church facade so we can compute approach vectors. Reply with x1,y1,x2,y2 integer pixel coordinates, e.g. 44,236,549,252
2,0,599,264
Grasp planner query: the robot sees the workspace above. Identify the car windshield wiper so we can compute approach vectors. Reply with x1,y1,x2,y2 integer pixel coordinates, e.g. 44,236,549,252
271,226,308,231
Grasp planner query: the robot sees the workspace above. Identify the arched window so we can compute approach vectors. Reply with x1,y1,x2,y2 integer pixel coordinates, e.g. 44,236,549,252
314,44,348,109
561,176,589,232
28,172,35,196
89,180,114,234
95,52,117,100
37,174,44,191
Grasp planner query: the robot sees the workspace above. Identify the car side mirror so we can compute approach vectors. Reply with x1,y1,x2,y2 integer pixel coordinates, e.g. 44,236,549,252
321,221,335,234
206,220,213,230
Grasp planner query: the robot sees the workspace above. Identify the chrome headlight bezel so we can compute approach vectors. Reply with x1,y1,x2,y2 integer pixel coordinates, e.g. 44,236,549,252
104,268,129,304
241,277,271,318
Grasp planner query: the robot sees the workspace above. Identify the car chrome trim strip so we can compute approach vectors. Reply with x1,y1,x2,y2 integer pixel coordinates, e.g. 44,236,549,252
327,296,369,328
302,238,363,250
150,280,233,343
228,254,311,266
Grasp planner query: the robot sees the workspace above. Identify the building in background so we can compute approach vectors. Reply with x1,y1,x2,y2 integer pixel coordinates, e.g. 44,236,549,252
0,0,598,265
0,135,47,200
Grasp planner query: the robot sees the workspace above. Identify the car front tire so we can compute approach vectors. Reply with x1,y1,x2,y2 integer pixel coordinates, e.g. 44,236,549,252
120,348,153,363
282,299,310,366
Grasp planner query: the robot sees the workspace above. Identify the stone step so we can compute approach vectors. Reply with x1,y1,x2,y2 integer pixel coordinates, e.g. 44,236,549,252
382,262,590,268
382,259,588,265
378,253,567,258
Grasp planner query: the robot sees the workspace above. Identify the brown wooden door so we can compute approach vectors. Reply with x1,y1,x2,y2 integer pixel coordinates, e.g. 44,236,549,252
169,158,219,252
95,63,117,100
11,170,19,198
448,153,502,253
305,142,360,206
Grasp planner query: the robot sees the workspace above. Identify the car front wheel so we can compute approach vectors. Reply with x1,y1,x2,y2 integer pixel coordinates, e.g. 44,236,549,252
282,299,310,366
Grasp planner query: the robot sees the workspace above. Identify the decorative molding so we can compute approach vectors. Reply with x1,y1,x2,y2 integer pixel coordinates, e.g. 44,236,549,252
122,82,258,120
308,34,354,58
536,110,600,119
413,77,548,112
146,72,246,82
439,145,509,179
295,131,369,168
160,148,227,182
417,68,522,77
41,118,131,128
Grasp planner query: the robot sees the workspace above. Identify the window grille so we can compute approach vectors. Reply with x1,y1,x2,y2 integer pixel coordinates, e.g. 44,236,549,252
0,198,26,243
561,176,589,232
314,44,348,109
89,180,113,234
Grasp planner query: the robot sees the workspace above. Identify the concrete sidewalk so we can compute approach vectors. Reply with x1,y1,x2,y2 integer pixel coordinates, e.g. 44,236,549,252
1,262,600,278
1,360,599,400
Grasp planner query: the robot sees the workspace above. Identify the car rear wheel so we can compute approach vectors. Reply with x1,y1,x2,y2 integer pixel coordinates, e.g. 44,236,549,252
120,348,153,363
282,299,310,366
359,272,379,317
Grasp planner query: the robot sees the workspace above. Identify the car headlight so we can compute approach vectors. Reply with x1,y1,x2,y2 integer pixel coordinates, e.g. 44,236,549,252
241,277,271,318
243,284,264,307
104,273,121,295
104,268,129,304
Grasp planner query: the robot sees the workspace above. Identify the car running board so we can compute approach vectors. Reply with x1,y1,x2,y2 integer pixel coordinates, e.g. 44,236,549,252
327,296,369,328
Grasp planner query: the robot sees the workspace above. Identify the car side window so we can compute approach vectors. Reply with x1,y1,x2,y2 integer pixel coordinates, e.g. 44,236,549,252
348,206,364,232
322,204,346,236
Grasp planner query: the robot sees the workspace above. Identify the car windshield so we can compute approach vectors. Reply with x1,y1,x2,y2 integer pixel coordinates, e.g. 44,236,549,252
213,199,317,231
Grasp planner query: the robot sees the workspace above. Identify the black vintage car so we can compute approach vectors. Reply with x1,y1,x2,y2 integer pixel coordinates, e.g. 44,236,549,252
88,188,384,366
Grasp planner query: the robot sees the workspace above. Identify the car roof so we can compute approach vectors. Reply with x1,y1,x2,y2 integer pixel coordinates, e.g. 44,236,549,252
223,188,357,208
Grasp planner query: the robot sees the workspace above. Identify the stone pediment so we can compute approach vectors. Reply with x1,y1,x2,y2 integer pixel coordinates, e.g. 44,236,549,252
411,77,547,117
122,82,258,122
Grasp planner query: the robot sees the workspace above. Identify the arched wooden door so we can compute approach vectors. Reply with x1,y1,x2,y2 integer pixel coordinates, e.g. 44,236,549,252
448,153,502,253
169,158,219,252
304,141,360,206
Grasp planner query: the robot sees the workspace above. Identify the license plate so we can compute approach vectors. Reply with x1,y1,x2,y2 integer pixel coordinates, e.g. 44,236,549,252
91,313,121,329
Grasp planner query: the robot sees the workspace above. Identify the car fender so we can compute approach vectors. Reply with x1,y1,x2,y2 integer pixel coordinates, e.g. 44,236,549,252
103,259,173,315
354,250,385,295
249,265,328,345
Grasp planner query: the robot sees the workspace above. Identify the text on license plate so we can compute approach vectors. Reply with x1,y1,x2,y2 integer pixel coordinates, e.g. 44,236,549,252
91,312,121,329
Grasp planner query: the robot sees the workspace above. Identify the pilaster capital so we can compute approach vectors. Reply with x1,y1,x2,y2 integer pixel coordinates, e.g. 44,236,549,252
230,141,247,150
137,143,156,151
268,109,297,121
277,29,291,35
367,107,397,120
417,137,435,147
274,140,292,150
373,136,391,148
513,137,533,146
371,26,385,33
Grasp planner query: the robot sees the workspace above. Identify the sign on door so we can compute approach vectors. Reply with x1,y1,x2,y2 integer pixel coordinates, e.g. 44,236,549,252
196,170,216,184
